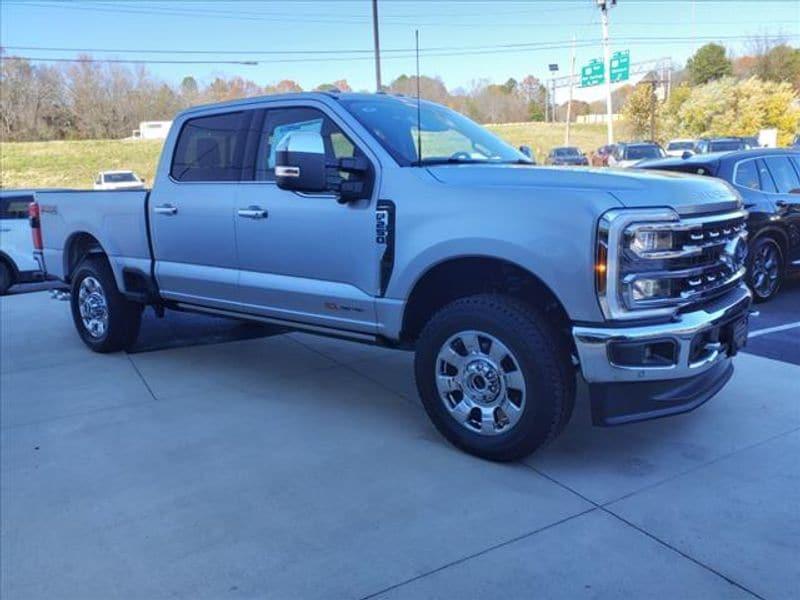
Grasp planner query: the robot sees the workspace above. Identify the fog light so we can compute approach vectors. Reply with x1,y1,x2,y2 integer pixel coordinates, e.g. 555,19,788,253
631,278,672,301
631,229,674,255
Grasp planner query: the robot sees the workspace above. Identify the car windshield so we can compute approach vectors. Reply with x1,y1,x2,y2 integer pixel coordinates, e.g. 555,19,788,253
667,141,694,151
709,140,743,152
104,172,138,183
554,147,580,157
626,145,664,160
339,97,529,166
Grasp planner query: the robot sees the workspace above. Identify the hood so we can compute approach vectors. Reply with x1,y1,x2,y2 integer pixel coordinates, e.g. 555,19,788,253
425,164,741,214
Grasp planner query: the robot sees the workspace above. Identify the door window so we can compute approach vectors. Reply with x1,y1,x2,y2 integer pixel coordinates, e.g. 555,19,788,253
171,111,251,182
255,107,361,181
734,159,760,190
763,156,800,193
755,159,777,193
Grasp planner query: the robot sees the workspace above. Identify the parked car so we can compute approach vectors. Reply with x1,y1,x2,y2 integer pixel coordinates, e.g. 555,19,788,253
0,190,44,294
693,137,751,154
32,92,752,461
636,148,800,302
791,134,800,149
608,142,666,167
93,170,146,190
665,139,696,158
545,146,589,166
591,144,616,166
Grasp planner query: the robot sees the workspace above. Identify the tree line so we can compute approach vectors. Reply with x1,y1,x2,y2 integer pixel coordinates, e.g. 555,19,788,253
0,53,550,142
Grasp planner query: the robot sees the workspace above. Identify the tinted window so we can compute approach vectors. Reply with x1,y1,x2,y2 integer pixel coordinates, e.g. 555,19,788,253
0,195,33,219
626,145,664,160
709,140,744,152
756,159,777,193
763,156,800,193
256,107,360,181
555,147,580,157
104,172,138,183
171,111,250,182
734,160,760,190
667,141,694,151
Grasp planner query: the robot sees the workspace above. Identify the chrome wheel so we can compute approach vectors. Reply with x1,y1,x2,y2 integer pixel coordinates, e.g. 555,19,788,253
435,330,526,436
78,276,108,338
751,240,781,299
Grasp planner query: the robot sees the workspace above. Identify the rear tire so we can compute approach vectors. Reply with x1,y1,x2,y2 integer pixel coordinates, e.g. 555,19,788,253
414,294,575,462
70,256,142,352
0,261,13,295
747,236,783,303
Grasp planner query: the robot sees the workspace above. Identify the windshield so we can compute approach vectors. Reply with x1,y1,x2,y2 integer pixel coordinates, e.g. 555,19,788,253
104,172,138,183
554,147,580,157
340,97,529,166
667,141,694,151
709,140,743,152
626,145,664,160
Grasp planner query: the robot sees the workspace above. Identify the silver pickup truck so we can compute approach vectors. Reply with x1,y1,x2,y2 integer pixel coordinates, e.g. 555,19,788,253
32,92,752,461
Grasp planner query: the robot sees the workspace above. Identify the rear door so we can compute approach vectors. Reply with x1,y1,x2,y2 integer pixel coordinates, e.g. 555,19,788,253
233,103,380,333
0,193,37,273
762,155,800,266
149,110,252,309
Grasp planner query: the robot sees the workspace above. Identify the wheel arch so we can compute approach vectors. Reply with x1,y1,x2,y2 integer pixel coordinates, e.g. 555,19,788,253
0,251,20,283
63,231,107,283
401,255,573,348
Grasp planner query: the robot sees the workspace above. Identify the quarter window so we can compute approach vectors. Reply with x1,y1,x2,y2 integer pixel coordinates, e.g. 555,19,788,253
763,156,800,193
734,160,760,190
171,111,250,182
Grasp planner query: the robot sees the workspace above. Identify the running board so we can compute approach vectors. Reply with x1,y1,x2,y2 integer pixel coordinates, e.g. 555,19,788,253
173,302,379,344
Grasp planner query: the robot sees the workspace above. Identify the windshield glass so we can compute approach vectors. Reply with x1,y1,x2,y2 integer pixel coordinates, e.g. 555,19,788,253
104,172,138,183
340,97,529,166
626,145,664,160
667,141,694,151
709,140,743,152
554,147,580,157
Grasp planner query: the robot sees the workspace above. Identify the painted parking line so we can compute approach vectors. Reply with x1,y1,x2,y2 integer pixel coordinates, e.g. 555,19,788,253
748,321,800,339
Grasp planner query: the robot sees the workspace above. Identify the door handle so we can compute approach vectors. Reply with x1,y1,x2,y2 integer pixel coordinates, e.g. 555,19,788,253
237,206,268,219
154,204,178,215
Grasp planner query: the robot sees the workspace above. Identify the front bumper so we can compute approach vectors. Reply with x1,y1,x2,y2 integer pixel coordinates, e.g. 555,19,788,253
573,285,751,425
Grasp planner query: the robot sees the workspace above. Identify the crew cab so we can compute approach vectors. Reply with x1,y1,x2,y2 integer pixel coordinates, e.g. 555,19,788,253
31,92,752,461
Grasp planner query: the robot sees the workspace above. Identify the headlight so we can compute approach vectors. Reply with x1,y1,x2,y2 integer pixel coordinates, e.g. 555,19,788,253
629,229,674,256
596,208,682,321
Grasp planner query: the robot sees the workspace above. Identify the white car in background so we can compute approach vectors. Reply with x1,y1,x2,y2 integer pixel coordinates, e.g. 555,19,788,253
0,190,44,294
93,170,145,190
665,139,696,157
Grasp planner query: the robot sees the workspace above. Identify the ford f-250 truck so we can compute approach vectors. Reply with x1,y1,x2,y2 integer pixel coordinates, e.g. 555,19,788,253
31,92,752,461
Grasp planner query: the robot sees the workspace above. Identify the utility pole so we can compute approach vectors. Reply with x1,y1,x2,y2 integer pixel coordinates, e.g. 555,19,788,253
565,36,576,145
547,63,559,123
597,0,615,145
372,0,382,92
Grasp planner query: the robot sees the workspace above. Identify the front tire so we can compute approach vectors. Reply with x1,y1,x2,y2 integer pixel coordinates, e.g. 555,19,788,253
70,256,142,352
747,236,783,303
414,294,575,462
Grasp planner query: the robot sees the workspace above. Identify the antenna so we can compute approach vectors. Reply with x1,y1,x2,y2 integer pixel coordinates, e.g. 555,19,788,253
415,29,422,166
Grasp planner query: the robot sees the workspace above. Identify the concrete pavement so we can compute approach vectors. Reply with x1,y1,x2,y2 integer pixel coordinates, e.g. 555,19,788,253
2,291,798,599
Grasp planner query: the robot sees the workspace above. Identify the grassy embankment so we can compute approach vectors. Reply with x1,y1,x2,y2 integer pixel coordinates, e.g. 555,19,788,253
0,122,610,189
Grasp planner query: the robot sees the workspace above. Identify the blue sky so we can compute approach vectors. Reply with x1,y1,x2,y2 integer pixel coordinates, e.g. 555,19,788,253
2,0,798,93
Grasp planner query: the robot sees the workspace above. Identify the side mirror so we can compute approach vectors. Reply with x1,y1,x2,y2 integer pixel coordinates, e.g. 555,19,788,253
681,151,694,160
519,145,532,158
275,131,328,192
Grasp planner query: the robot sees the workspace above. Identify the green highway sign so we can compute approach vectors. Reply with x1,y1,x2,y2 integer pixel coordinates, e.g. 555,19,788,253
579,50,630,87
610,50,630,83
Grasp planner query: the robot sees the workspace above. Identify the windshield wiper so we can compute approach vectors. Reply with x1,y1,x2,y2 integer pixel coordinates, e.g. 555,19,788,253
417,157,486,166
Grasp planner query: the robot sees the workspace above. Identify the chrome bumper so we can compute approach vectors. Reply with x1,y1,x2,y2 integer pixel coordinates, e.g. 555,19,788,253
573,285,752,384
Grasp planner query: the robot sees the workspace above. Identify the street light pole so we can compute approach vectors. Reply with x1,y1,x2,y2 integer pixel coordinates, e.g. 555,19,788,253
372,0,382,92
598,0,615,144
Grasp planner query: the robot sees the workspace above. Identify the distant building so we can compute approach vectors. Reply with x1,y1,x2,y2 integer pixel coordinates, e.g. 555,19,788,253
132,121,172,140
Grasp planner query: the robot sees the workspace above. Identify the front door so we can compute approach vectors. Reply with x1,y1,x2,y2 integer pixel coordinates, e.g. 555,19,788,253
763,155,800,266
150,109,251,309
234,104,380,333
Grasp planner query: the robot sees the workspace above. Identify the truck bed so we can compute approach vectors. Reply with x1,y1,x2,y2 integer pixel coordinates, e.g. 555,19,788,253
36,189,152,285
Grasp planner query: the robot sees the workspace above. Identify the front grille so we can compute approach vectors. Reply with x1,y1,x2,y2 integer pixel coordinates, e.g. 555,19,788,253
622,209,748,311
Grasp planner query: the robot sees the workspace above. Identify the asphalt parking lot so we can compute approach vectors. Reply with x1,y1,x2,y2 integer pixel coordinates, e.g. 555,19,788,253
2,284,798,599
